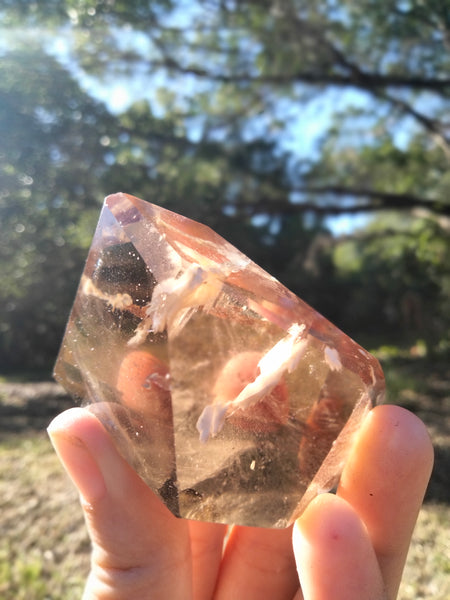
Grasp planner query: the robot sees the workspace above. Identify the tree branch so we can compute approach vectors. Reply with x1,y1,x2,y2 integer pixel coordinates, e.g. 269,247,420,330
376,90,450,159
238,186,450,216
147,56,450,92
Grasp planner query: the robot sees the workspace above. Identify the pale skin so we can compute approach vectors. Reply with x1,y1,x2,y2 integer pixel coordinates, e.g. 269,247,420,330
47,404,433,600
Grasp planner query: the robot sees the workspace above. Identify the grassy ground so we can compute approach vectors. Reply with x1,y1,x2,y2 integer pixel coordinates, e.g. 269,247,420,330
0,356,448,599
0,434,89,600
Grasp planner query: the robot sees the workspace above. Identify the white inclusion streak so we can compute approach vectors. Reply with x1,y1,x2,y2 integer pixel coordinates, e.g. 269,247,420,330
229,323,307,412
148,263,206,333
196,403,228,443
151,262,223,333
196,323,307,442
324,346,343,371
128,263,223,346
127,321,150,347
128,265,205,346
82,277,133,310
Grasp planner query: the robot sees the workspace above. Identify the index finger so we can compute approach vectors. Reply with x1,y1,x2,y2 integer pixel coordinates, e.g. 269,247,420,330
337,405,433,599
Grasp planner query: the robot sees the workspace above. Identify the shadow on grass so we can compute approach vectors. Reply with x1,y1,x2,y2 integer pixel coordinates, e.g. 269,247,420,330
380,354,449,505
0,382,74,436
425,445,450,504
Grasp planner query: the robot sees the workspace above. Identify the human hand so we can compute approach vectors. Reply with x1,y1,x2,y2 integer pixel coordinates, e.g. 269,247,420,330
47,404,433,600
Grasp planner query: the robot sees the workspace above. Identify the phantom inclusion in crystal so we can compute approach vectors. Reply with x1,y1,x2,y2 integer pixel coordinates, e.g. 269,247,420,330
54,193,385,528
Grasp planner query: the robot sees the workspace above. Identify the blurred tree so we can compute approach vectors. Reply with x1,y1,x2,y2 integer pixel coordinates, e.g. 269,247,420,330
2,0,448,217
0,44,298,370
0,46,116,369
333,214,450,351
0,0,449,370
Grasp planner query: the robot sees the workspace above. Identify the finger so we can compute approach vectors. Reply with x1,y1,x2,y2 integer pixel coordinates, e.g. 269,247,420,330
48,407,192,600
293,493,386,600
213,524,298,600
337,405,433,600
188,520,227,600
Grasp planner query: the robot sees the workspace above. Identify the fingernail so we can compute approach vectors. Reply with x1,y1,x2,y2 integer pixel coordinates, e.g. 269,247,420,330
48,411,107,504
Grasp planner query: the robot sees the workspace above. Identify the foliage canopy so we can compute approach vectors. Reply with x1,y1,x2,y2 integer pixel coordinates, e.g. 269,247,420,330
1,0,449,370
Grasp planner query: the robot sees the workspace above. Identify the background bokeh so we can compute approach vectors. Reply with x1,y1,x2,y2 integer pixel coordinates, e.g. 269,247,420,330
1,0,449,373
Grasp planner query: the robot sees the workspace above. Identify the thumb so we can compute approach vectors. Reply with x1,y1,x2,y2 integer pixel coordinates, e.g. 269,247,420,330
48,407,192,600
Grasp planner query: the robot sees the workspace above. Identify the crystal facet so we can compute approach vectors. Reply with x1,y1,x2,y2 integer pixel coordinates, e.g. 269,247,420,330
54,193,385,528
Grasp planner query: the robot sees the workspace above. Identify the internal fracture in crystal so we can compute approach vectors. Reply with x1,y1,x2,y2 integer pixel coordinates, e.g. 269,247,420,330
54,192,385,528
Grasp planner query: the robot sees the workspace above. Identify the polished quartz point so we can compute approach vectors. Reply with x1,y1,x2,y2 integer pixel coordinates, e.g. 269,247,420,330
54,192,385,528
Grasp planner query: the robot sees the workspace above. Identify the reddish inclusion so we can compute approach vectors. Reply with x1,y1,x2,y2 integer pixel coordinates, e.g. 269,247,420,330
214,351,289,433
117,350,172,422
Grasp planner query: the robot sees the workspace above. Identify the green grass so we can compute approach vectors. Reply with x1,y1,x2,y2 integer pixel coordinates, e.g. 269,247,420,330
0,544,86,600
0,434,89,600
400,505,450,599
0,547,46,600
382,360,428,404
